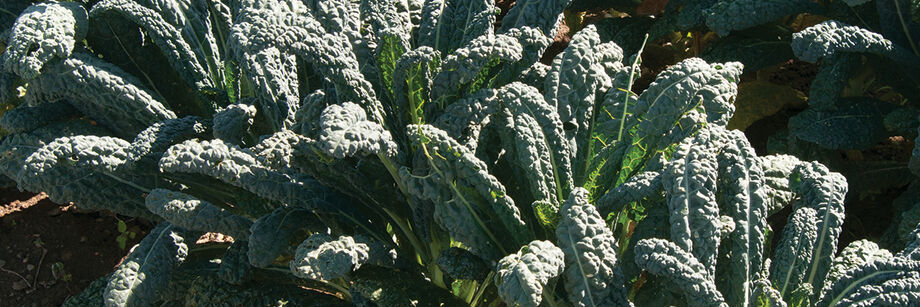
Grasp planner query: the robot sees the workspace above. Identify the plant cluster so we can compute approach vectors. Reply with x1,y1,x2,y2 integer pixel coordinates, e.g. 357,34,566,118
0,0,918,306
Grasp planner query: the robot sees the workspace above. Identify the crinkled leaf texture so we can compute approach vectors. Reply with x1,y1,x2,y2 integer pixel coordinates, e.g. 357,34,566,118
145,188,253,240
437,247,490,281
499,0,572,38
556,188,632,306
662,126,724,277
317,102,398,158
418,0,496,55
815,259,920,307
16,135,158,220
401,124,528,260
495,240,564,307
2,1,87,80
635,238,727,307
290,234,371,281
788,98,893,150
24,53,177,136
716,129,770,307
159,138,342,213
104,222,190,307
212,103,256,145
791,20,916,64
89,0,214,89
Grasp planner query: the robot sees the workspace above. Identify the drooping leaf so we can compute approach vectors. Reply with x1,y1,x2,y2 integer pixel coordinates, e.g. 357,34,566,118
145,188,253,240
788,97,893,150
104,222,190,307
2,1,87,80
634,238,727,307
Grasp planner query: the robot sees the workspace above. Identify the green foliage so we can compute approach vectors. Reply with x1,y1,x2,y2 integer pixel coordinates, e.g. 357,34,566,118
495,240,564,307
3,1,920,306
105,222,190,307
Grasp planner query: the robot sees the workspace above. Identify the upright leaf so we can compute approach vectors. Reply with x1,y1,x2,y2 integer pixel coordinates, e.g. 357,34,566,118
555,188,631,306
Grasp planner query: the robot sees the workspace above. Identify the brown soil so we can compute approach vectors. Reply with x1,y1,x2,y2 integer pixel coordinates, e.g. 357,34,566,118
0,188,150,306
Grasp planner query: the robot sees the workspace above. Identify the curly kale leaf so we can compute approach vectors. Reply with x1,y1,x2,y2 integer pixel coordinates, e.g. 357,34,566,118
493,82,574,222
89,0,213,89
791,20,917,64
212,103,256,145
0,101,77,134
823,240,893,290
230,1,384,127
556,188,631,306
662,126,724,276
788,97,892,150
502,26,553,77
704,0,821,36
418,0,496,55
436,247,490,281
159,138,342,213
772,161,847,300
544,25,608,181
615,58,741,185
815,259,920,307
124,116,210,172
290,234,371,281
105,222,190,307
806,53,862,111
401,124,528,260
0,121,108,180
145,188,253,240
24,53,177,137
499,0,572,38
2,1,87,80
759,154,801,214
391,46,441,127
431,33,523,105
17,135,157,219
316,102,398,158
595,170,662,216
771,206,820,301
716,130,770,307
634,238,727,307
431,88,498,150
495,240,565,307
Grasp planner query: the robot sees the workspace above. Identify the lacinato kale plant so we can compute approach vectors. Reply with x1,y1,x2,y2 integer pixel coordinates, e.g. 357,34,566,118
0,0,919,306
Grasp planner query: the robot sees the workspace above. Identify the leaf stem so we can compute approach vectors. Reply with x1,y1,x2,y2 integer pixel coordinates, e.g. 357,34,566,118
616,34,649,142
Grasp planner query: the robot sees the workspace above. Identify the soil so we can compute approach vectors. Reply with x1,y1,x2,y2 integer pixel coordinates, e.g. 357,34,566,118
0,188,151,306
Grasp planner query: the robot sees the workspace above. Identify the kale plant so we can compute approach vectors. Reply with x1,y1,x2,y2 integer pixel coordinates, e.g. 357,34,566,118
0,0,919,306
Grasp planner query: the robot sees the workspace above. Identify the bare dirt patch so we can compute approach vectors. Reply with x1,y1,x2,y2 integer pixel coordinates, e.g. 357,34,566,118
0,188,150,306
